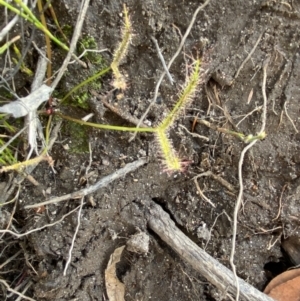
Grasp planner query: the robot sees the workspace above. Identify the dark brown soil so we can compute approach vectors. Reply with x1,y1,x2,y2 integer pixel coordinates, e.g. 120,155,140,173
1,0,300,300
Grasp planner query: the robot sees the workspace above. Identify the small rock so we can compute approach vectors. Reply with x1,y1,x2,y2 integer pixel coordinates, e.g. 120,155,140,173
126,232,149,254
197,223,211,241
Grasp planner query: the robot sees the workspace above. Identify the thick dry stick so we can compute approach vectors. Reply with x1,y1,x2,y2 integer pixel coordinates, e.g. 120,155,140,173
147,202,274,301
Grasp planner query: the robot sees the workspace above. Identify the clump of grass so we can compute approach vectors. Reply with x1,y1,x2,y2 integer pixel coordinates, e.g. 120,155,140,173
0,139,17,166
12,43,33,76
0,0,69,52
0,115,18,167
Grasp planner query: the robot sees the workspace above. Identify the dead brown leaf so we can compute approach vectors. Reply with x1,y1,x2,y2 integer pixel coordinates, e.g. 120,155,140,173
264,268,300,301
105,245,125,301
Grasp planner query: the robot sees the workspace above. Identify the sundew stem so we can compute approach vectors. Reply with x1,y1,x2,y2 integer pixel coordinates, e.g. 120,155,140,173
57,112,155,133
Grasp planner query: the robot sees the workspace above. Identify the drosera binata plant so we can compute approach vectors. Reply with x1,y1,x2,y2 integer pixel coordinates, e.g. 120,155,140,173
0,2,204,173
154,59,202,171
56,4,204,173
58,62,203,174
57,59,202,173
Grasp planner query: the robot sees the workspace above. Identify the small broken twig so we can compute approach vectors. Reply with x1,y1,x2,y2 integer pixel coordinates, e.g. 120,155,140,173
283,100,299,133
51,0,90,89
193,178,215,207
24,158,147,209
233,32,263,81
151,36,174,84
63,197,84,276
90,90,149,128
63,142,92,275
0,279,36,301
194,170,236,193
272,183,287,221
0,205,82,238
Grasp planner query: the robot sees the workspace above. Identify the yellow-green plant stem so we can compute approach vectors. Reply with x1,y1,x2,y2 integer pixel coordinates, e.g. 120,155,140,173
243,132,266,143
62,67,111,102
37,0,52,84
56,112,155,133
2,120,16,133
199,120,267,143
46,0,69,43
45,115,53,147
0,35,20,54
0,154,51,173
0,141,16,166
0,0,69,52
0,115,18,166
12,44,33,76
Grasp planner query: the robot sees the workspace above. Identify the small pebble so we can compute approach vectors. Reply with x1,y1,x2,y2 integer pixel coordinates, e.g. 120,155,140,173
127,232,150,254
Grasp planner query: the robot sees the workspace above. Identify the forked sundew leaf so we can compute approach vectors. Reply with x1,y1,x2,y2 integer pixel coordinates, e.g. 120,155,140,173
105,245,125,301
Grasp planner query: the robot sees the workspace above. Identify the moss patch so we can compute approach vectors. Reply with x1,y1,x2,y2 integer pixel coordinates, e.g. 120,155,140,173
63,121,90,153
77,34,106,65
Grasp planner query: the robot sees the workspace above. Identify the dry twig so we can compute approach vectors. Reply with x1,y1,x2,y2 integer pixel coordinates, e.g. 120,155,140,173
63,142,93,275
0,279,36,301
24,158,147,209
179,124,209,141
151,36,174,84
283,100,299,133
193,178,215,208
272,183,287,221
147,202,274,301
0,205,81,238
51,0,90,89
234,33,263,81
63,197,84,276
194,170,236,193
90,90,149,127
